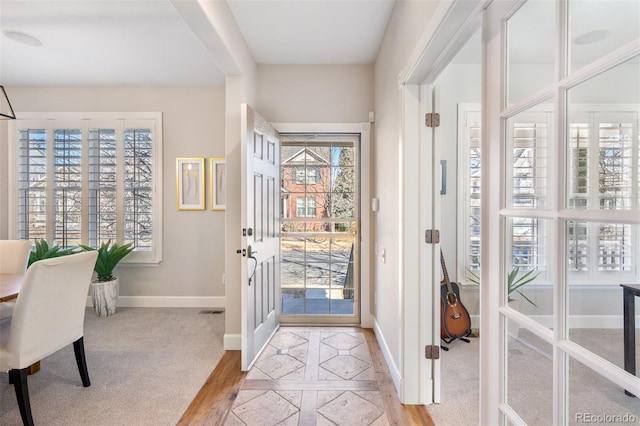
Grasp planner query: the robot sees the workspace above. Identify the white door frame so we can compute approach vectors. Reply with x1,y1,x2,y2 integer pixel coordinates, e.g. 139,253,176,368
274,122,373,328
399,0,490,404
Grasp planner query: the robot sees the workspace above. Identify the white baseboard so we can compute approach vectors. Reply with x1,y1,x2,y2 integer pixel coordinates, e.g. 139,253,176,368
85,296,225,309
224,333,241,351
373,318,401,396
361,313,374,328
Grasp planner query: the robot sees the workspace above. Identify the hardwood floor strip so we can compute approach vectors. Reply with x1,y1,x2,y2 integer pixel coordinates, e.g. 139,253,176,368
365,329,436,426
404,404,436,426
177,351,246,426
364,328,390,373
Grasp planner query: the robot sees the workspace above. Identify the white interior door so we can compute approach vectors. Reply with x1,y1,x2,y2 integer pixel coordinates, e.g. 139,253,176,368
240,103,281,371
401,83,438,404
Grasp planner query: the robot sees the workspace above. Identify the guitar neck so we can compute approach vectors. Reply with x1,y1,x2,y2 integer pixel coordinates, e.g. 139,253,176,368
440,250,454,292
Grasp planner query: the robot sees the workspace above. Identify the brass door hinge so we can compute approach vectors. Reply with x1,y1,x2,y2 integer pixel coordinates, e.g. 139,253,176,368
425,112,440,128
425,229,440,244
425,345,440,360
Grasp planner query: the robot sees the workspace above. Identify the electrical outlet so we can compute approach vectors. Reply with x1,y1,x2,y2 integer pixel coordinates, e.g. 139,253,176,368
222,274,226,285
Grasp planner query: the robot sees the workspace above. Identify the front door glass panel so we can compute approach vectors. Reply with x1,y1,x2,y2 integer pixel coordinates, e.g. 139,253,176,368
280,134,359,323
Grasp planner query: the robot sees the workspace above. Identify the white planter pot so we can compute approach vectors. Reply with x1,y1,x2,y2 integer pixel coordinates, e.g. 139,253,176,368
91,277,119,317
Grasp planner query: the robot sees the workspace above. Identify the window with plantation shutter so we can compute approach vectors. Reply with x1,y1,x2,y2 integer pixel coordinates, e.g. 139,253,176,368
17,128,47,242
54,128,83,247
458,106,482,273
88,128,117,247
459,105,638,285
566,111,638,279
123,128,154,252
10,113,163,264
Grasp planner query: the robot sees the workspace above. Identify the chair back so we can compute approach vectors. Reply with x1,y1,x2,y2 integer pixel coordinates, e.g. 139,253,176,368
6,251,98,369
0,240,32,273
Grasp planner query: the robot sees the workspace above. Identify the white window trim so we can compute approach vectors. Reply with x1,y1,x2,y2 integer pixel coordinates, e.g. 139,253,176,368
8,112,163,265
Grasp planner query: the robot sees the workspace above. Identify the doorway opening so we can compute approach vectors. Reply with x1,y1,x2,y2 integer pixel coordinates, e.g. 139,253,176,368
279,133,360,324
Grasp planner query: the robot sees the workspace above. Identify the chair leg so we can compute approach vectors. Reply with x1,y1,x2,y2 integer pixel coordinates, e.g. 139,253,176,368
73,337,91,387
9,368,34,426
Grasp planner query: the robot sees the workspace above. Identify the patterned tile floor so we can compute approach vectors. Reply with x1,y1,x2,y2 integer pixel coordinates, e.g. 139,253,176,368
225,327,389,426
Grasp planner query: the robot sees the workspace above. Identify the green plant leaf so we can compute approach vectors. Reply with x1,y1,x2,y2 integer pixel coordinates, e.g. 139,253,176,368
81,240,134,281
513,289,538,307
28,239,78,267
465,267,480,285
465,261,540,307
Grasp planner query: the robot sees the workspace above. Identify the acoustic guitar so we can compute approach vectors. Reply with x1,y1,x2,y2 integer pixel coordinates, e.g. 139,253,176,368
440,250,472,342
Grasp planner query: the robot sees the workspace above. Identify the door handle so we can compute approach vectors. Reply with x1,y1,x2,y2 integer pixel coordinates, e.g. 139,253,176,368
247,245,257,285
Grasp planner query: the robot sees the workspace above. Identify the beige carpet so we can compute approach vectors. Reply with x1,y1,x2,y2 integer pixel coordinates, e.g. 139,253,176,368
1,307,225,426
428,330,640,426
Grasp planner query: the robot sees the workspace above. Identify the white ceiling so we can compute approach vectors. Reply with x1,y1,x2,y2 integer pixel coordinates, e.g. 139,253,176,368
0,0,396,87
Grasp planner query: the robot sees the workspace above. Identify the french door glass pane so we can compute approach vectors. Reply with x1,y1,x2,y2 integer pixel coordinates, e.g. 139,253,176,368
567,221,637,369
504,217,550,328
506,107,553,209
568,357,640,424
506,322,553,425
569,0,640,74
567,56,640,210
506,0,555,105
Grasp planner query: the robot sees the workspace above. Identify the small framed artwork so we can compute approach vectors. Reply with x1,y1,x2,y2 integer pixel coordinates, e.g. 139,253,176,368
210,158,226,210
176,158,205,210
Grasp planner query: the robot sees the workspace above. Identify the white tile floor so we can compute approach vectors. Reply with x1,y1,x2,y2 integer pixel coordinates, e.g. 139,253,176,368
225,328,390,425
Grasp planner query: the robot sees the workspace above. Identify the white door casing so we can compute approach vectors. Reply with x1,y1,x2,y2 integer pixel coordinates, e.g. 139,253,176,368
240,103,281,371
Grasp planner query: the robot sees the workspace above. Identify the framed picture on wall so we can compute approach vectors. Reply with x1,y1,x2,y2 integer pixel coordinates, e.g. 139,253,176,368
210,158,226,210
176,157,205,210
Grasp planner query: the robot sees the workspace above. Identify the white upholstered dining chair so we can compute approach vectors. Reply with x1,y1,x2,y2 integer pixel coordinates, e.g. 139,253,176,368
0,239,32,273
0,239,32,320
0,251,98,426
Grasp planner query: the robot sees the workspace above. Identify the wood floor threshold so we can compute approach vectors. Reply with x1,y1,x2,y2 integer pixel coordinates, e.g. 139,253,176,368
178,328,435,426
177,350,246,426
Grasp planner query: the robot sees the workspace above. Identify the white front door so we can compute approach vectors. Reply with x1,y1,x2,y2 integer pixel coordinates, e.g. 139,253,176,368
240,103,281,370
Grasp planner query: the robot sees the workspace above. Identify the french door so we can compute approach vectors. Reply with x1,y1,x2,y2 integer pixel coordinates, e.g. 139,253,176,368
240,104,281,370
279,133,360,324
482,1,640,424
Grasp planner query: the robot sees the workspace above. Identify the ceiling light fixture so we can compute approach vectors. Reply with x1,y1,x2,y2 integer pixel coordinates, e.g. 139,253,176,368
2,30,44,47
0,86,17,119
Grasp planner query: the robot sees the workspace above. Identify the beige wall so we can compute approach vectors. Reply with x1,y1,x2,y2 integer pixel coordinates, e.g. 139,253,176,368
372,0,442,377
0,87,227,302
257,64,373,123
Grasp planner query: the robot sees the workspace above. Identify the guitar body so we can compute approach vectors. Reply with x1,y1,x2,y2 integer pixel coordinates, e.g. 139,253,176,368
439,250,472,342
440,280,472,340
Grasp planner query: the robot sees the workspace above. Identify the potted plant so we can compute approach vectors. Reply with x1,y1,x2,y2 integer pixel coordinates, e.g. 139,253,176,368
467,265,539,307
28,239,78,267
467,264,540,340
81,240,134,317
